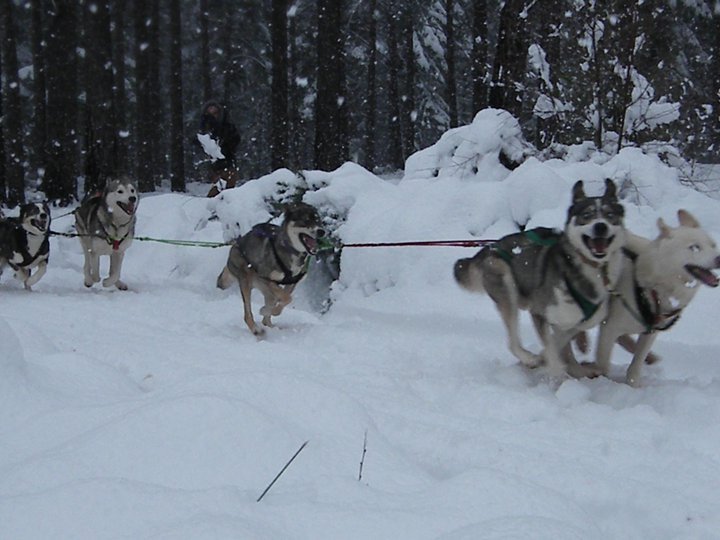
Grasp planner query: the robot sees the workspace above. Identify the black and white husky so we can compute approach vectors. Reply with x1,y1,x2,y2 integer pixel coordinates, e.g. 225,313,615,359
216,202,325,336
454,179,627,377
75,178,138,290
0,202,51,290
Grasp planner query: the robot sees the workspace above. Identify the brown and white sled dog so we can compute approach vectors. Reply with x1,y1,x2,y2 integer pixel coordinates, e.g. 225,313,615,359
588,210,720,386
75,178,139,290
217,202,325,336
454,179,627,378
0,202,51,290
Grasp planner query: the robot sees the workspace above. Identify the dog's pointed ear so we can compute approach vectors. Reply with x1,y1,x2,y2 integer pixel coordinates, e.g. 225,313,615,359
572,181,586,203
677,209,700,228
602,178,618,200
657,217,672,238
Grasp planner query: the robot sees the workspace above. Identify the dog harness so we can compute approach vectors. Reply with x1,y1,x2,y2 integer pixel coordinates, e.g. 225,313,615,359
620,249,682,334
241,223,310,285
490,228,602,322
6,224,49,270
79,194,133,251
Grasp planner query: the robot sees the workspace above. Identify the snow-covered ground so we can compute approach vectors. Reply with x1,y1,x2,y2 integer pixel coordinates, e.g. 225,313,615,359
3,110,720,539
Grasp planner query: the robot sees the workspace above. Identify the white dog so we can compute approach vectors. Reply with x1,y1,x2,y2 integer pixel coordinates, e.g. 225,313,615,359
591,210,720,386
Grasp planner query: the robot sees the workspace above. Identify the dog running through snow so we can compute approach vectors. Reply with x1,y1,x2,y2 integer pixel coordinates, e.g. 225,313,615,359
217,202,326,336
74,178,139,290
454,179,627,378
0,202,51,290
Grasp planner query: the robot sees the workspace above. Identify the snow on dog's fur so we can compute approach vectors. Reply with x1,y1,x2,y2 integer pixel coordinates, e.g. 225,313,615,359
589,210,720,386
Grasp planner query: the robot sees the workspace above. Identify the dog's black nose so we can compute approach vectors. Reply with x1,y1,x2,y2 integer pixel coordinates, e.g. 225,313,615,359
593,222,608,237
316,228,326,238
129,196,137,203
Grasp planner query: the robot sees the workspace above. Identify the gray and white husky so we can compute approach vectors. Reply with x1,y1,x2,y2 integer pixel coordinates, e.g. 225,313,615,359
216,202,325,336
0,202,51,290
454,179,627,377
588,210,720,386
75,178,138,290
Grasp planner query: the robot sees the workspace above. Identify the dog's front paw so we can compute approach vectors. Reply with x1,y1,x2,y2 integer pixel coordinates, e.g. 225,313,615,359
252,326,266,338
644,351,662,365
518,352,544,369
84,280,94,288
115,280,128,291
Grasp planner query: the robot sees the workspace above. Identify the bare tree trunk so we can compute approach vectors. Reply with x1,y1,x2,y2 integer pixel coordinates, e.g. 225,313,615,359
714,9,720,141
614,6,640,152
271,0,289,170
363,0,377,170
84,0,117,194
148,0,164,184
0,39,5,203
489,0,527,118
444,0,458,127
471,0,488,114
221,6,236,104
386,0,403,170
111,0,129,175
169,0,185,191
314,0,348,170
199,0,212,102
288,9,302,170
402,3,416,158
2,0,26,206
30,0,48,179
44,0,79,205
133,0,155,191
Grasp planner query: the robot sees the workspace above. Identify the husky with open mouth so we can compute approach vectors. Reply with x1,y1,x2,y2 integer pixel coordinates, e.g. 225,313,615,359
454,179,627,378
587,209,720,386
0,202,51,290
75,178,139,290
216,202,325,336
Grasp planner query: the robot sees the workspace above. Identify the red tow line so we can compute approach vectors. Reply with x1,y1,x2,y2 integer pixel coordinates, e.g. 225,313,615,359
342,239,496,248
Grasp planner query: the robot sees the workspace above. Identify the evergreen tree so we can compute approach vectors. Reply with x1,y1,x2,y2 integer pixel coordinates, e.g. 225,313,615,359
1,0,25,206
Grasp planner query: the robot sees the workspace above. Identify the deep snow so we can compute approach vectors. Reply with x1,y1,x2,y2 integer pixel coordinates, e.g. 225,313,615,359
2,110,720,539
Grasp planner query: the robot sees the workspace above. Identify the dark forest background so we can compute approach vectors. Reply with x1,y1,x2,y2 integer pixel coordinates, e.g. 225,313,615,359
1,0,719,207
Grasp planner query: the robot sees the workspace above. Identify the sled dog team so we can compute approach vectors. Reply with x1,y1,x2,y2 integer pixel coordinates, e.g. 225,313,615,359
1,177,718,386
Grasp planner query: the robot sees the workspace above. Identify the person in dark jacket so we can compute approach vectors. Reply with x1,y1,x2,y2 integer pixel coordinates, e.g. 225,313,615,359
198,101,241,197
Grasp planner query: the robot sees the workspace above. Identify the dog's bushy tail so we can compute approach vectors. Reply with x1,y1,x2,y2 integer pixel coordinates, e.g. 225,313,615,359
216,266,234,289
453,252,488,293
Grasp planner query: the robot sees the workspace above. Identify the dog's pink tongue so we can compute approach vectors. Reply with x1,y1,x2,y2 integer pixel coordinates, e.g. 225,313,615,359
590,237,609,254
304,236,317,253
688,265,720,287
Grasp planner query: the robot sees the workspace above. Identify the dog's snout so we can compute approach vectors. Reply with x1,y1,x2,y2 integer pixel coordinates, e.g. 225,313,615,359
129,196,137,203
316,228,326,238
593,222,609,237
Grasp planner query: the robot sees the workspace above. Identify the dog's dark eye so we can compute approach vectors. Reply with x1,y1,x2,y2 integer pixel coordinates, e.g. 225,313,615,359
118,189,124,194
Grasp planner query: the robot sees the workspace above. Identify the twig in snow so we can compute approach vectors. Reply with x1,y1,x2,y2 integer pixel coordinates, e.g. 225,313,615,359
358,430,368,482
256,440,309,502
